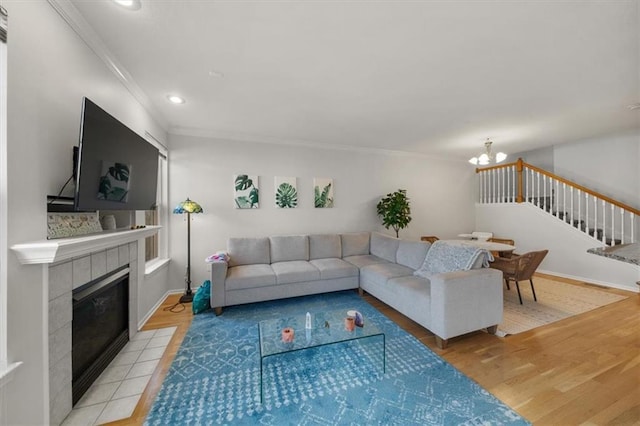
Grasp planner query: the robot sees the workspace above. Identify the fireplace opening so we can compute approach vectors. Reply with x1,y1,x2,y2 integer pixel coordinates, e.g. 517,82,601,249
72,266,129,405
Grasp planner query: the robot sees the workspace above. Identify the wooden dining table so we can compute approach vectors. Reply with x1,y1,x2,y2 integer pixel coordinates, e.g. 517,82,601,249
443,239,517,254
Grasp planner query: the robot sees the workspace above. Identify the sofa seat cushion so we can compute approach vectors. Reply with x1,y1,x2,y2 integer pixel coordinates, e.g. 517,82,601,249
387,275,431,299
271,261,320,284
309,258,359,280
226,264,276,291
360,263,415,287
343,255,389,269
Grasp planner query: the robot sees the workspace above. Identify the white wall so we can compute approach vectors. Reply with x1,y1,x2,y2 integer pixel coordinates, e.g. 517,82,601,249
476,203,639,292
4,2,168,424
167,134,477,290
553,133,640,208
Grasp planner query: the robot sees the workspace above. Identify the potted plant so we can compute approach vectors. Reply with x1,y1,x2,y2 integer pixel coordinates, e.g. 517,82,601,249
376,189,412,238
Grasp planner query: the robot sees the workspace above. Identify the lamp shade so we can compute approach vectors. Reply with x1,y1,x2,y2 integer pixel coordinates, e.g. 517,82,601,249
173,198,203,214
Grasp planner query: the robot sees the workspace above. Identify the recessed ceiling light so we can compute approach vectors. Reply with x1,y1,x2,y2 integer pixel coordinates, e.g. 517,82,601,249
208,70,224,78
113,0,141,11
167,95,186,105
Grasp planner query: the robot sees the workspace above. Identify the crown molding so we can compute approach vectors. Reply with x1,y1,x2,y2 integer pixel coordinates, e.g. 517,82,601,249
47,0,168,132
169,125,453,160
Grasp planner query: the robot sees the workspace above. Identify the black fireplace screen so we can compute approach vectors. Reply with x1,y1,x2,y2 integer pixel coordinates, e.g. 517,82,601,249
72,266,129,404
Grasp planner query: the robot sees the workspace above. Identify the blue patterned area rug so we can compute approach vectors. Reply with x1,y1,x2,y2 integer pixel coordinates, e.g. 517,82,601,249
145,291,529,425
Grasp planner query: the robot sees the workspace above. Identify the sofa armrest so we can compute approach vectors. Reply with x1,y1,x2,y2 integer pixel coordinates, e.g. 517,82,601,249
429,268,503,340
210,260,228,309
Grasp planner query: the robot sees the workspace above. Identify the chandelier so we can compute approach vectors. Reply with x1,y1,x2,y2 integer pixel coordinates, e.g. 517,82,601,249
468,139,507,166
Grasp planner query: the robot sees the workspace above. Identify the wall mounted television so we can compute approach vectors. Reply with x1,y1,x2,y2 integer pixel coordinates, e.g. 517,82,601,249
74,97,159,212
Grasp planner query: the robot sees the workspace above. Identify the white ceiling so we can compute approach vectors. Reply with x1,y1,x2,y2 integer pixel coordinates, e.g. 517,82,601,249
67,0,639,160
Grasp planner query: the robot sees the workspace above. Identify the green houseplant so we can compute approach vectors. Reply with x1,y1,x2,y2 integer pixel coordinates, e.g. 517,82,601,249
376,189,412,237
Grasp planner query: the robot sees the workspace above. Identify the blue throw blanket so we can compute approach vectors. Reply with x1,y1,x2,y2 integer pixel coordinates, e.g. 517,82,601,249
414,240,493,278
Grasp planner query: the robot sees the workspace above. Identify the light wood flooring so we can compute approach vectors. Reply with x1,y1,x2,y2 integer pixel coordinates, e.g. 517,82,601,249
106,273,640,425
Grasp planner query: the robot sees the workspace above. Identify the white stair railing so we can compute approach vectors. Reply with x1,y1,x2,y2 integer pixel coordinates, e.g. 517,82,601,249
476,159,639,246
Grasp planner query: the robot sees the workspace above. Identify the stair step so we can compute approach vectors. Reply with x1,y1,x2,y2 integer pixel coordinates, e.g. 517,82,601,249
544,209,624,246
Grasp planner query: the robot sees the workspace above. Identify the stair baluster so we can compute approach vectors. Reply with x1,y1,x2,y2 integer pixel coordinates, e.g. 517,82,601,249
585,192,590,237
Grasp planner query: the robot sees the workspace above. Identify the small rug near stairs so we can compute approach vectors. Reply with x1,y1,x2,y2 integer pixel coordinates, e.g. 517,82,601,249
496,277,628,337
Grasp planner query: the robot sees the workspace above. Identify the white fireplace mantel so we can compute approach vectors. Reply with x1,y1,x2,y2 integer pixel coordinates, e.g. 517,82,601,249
10,226,160,265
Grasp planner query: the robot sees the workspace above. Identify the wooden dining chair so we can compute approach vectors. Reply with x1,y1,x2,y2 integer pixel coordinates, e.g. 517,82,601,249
490,249,549,304
420,236,439,244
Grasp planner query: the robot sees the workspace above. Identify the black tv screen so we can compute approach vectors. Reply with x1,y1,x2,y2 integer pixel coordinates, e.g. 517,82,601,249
74,98,159,212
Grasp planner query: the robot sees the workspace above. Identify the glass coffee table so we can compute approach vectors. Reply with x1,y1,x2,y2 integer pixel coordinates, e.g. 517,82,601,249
258,310,385,403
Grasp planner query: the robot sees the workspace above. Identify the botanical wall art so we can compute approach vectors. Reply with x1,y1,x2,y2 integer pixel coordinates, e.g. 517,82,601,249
274,176,298,208
234,174,260,209
97,161,131,202
313,178,334,208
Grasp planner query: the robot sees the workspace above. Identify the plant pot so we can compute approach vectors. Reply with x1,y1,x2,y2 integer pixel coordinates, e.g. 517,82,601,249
282,327,295,343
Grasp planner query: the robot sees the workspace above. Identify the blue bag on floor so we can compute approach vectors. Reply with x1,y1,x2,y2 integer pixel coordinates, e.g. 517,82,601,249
192,280,211,314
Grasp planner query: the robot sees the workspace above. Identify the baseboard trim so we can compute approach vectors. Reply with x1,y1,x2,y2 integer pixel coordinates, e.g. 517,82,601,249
537,268,639,293
137,289,185,330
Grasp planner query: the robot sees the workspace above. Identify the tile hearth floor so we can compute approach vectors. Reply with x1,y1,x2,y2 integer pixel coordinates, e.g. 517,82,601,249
62,326,177,426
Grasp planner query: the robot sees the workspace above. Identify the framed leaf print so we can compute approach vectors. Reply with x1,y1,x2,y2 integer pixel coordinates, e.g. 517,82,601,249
275,176,298,208
313,178,334,208
234,174,259,209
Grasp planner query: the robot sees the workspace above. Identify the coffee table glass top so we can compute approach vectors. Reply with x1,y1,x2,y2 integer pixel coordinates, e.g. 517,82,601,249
258,310,383,358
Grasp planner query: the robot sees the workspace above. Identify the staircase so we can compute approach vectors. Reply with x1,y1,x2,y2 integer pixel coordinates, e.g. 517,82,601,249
476,159,638,247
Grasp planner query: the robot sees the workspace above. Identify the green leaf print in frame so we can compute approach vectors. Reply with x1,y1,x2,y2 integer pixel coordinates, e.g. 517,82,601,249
97,161,131,202
275,176,298,208
234,174,260,209
313,178,334,208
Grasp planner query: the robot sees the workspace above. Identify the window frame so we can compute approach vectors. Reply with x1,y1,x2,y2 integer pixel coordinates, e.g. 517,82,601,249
142,133,168,272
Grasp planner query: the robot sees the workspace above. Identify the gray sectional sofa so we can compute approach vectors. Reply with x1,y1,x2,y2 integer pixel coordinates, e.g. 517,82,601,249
210,231,503,348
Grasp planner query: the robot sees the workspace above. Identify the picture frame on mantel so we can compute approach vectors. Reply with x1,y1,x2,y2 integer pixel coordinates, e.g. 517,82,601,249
47,212,102,239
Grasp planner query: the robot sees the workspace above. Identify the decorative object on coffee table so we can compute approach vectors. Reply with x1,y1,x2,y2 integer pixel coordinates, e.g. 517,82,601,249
282,327,295,342
345,317,355,331
347,310,364,327
173,198,204,303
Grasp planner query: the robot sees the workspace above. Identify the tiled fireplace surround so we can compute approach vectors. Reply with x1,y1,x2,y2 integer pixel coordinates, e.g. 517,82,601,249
48,242,138,425
11,227,158,425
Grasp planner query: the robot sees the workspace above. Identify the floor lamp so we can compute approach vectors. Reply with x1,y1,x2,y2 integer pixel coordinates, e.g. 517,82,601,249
173,198,203,303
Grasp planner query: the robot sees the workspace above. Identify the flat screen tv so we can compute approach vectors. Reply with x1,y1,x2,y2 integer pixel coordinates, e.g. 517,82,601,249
74,97,159,212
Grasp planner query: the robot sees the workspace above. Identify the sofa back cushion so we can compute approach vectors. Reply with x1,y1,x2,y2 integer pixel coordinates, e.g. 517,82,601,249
370,232,400,263
341,232,370,257
396,240,431,270
227,237,270,267
270,235,309,262
309,234,342,259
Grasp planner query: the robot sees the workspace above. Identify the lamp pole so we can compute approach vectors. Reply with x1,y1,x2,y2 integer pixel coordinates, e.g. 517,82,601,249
180,211,194,303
